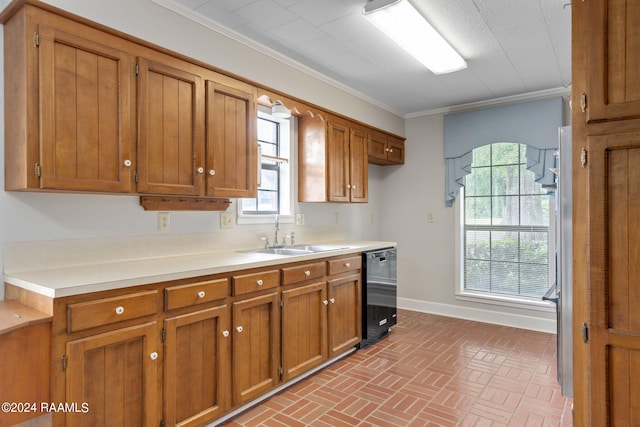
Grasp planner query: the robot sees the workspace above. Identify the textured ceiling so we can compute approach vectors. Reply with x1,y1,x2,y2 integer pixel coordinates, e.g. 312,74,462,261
156,0,571,116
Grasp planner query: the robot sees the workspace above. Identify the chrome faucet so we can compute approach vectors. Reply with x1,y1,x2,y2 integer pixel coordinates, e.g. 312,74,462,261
263,214,289,248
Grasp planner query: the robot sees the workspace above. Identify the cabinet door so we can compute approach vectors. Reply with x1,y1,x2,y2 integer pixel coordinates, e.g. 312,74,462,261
387,137,405,164
205,80,257,198
137,57,205,195
349,127,368,203
232,292,280,406
585,0,640,122
65,322,159,427
281,282,327,382
164,305,230,427
38,25,135,192
581,133,640,426
327,274,362,358
367,132,388,162
327,120,351,202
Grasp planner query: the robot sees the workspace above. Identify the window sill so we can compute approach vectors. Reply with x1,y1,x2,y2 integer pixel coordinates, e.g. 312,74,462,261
236,214,293,226
455,291,555,313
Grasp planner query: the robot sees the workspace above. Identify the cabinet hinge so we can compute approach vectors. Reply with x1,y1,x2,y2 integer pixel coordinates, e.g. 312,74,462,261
134,171,139,184
161,328,166,343
581,322,589,343
581,148,588,167
135,63,139,76
33,32,39,47
159,420,165,427
278,366,283,379
61,354,67,371
280,299,283,308
580,93,587,113
35,163,41,179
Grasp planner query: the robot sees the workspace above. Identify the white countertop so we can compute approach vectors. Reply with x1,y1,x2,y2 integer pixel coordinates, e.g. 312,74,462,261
4,241,396,298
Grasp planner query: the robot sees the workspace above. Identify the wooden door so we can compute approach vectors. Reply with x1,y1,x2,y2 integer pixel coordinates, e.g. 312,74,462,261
583,132,640,426
137,56,205,196
349,127,368,203
367,131,388,162
164,305,230,427
585,0,640,122
38,25,135,192
281,282,327,382
232,292,280,406
327,120,351,202
205,80,257,198
65,322,159,427
327,274,362,357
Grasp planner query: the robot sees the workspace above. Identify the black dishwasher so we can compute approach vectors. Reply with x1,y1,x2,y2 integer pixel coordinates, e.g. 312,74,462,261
360,247,397,348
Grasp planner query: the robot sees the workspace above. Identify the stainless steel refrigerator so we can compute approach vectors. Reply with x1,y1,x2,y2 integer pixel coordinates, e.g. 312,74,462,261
547,126,573,397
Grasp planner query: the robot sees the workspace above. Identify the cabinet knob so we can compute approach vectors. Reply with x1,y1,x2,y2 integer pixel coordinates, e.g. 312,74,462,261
385,148,390,152
209,169,216,176
123,159,132,167
197,291,206,298
115,306,125,315
346,184,351,189
323,300,328,306
236,326,243,333
345,262,351,268
197,167,204,174
330,298,335,304
222,330,230,337
149,352,158,360
256,279,263,286
304,270,311,276
389,149,393,153
352,185,356,190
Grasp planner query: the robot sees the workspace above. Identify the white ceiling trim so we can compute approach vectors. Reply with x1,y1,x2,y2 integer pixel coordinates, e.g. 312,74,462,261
149,0,405,117
405,86,572,119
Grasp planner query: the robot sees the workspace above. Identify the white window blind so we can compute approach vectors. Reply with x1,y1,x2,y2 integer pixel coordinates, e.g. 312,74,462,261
463,143,550,299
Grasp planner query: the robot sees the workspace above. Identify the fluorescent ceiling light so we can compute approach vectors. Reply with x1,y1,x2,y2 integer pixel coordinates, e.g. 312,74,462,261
363,0,467,74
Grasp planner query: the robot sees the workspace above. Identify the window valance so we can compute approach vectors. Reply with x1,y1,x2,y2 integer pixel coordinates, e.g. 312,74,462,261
443,97,563,206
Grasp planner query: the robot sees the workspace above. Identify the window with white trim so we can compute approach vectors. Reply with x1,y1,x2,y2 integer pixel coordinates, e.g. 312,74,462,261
239,109,292,220
460,142,552,303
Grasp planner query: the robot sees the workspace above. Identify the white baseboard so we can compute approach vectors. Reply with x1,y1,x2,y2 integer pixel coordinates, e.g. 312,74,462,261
397,297,557,334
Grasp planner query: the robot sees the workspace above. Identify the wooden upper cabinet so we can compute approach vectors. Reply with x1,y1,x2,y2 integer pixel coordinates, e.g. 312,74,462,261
584,0,640,122
368,130,405,165
298,114,368,203
4,8,135,192
205,78,258,198
136,56,205,196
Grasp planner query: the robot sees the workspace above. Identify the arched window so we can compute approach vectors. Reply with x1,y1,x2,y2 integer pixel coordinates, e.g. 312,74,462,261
462,142,551,300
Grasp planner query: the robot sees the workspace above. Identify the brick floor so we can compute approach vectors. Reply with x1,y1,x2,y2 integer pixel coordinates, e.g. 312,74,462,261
221,309,573,426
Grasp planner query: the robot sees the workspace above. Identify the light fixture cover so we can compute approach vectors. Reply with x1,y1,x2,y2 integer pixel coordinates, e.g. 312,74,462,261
271,101,291,118
363,0,467,74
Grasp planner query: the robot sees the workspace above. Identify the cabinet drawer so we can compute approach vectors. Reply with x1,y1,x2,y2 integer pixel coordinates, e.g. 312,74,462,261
282,262,326,286
67,290,158,333
164,278,229,311
328,256,361,275
233,270,280,296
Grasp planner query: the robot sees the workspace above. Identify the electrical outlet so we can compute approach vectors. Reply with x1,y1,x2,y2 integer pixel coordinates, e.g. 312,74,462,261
158,212,170,231
370,213,375,224
220,212,234,229
334,212,340,224
295,213,305,226
427,211,436,223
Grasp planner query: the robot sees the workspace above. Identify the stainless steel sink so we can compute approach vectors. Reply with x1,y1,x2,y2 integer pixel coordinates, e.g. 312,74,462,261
247,248,315,256
289,244,349,252
240,244,350,256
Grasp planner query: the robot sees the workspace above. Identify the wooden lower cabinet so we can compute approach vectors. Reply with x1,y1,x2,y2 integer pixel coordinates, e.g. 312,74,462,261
64,321,160,427
163,305,230,427
40,254,364,426
328,273,362,358
281,282,328,382
232,292,280,406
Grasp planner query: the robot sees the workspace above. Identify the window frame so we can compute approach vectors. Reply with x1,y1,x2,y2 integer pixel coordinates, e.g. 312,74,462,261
454,144,556,312
236,107,294,225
